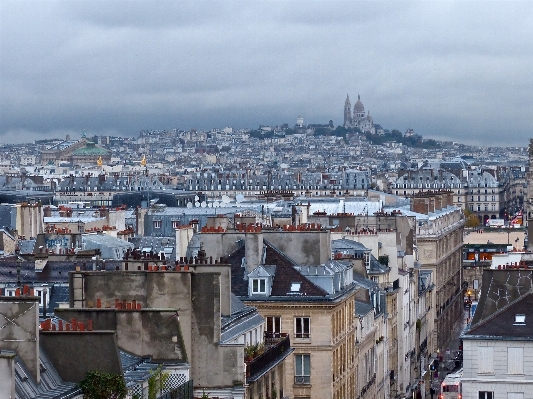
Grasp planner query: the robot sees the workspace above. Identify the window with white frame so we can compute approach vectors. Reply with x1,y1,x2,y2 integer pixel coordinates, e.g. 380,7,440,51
478,392,493,399
172,220,180,229
33,287,50,308
295,317,310,339
294,354,310,384
251,278,266,294
153,220,162,229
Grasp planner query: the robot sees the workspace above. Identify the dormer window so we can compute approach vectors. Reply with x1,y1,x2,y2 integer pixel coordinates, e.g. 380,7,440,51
252,278,266,294
514,314,526,325
291,282,301,292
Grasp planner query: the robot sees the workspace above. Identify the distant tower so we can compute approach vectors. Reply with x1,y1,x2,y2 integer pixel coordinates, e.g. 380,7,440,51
344,94,352,128
296,115,304,128
353,94,365,120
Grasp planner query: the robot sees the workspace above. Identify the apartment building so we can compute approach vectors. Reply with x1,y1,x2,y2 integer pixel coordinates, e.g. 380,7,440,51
461,268,533,398
197,226,368,399
392,164,503,225
410,192,464,350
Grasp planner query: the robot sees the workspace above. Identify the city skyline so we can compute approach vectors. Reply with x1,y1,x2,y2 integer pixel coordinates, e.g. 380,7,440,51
1,1,532,146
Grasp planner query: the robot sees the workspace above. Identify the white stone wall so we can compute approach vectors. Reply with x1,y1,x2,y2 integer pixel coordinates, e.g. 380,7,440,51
462,339,533,399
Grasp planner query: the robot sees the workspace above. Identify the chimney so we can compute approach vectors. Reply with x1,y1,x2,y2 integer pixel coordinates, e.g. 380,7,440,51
245,231,263,274
434,194,442,211
428,196,435,213
412,197,428,215
447,191,453,207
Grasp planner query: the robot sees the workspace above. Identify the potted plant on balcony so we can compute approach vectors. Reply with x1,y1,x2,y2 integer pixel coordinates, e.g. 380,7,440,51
245,343,265,362
244,345,254,362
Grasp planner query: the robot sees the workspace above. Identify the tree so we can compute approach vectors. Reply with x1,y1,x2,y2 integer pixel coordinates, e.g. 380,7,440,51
464,209,480,228
148,365,169,399
79,370,127,399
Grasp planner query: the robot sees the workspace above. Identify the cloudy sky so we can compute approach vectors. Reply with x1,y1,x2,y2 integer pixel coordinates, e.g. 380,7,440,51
1,1,532,146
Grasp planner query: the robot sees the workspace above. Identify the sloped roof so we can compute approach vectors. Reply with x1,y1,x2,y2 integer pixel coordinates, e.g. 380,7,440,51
264,242,328,297
470,269,533,326
0,259,122,284
355,300,373,317
228,240,328,299
332,238,369,253
464,292,533,340
71,142,110,156
15,349,80,399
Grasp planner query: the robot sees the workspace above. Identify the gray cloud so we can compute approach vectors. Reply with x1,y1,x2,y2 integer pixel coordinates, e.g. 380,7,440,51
1,0,533,146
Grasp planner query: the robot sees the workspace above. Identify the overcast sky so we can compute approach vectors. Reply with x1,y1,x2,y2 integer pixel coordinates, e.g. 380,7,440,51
1,1,532,146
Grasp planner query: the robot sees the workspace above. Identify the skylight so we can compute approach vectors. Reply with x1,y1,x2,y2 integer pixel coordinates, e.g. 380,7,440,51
291,282,301,292
514,314,526,325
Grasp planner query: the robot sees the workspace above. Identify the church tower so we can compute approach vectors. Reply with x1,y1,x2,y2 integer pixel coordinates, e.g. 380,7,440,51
343,94,352,128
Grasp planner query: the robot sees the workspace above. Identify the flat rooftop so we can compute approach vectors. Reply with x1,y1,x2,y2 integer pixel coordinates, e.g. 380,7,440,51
463,229,526,246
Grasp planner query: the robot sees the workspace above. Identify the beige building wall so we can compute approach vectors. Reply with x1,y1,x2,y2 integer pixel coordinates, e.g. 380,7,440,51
16,203,44,239
248,292,357,399
417,208,464,351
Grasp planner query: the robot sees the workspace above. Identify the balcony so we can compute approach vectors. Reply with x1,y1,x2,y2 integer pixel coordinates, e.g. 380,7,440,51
294,375,310,385
246,333,293,382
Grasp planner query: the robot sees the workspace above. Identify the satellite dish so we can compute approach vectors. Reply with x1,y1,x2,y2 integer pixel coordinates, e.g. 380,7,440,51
186,202,193,209
213,201,220,208
222,195,230,204
201,201,207,208
194,195,199,201
195,201,201,208
236,194,245,203
208,203,213,208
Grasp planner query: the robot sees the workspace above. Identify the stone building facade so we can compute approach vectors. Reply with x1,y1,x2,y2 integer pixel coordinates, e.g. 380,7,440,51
413,192,464,351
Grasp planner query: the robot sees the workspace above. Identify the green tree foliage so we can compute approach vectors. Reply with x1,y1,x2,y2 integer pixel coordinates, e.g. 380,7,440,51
148,365,169,399
364,131,441,149
79,370,127,399
464,209,480,228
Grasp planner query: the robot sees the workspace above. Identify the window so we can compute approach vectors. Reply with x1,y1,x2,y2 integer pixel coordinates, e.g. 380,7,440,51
295,317,310,338
153,220,161,229
443,384,460,392
479,392,493,399
294,354,310,384
266,316,281,335
33,287,50,308
508,347,524,374
290,282,301,292
172,220,180,229
252,278,266,294
478,346,493,374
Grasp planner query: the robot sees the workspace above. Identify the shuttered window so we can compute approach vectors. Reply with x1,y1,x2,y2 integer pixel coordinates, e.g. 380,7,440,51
508,347,524,374
478,346,493,374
